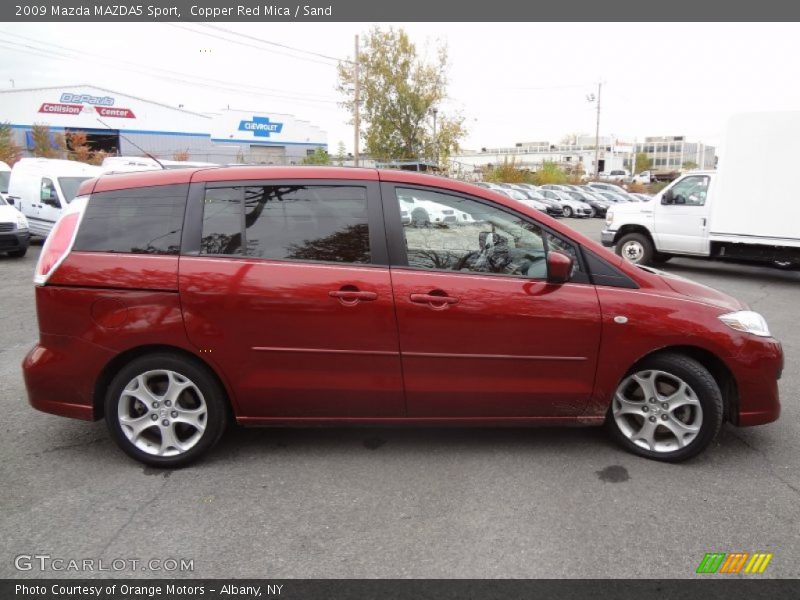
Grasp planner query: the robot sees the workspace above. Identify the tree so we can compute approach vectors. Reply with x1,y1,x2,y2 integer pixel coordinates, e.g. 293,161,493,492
482,158,529,183
335,141,347,166
634,152,650,174
682,160,699,170
31,123,65,158
173,149,190,161
0,122,22,166
337,26,466,164
302,147,332,165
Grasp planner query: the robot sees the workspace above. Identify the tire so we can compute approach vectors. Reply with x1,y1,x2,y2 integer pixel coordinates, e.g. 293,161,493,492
615,232,654,266
588,208,596,218
606,353,724,462
562,206,573,218
105,353,228,468
8,247,27,258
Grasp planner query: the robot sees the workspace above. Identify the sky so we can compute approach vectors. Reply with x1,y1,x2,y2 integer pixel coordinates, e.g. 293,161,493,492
1,22,800,156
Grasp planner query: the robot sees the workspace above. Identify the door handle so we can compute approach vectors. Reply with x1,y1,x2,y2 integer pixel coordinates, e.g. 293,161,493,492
410,292,459,308
701,217,707,227
329,289,378,305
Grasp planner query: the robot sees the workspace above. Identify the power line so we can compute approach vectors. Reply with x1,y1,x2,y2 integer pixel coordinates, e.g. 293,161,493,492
198,23,351,64
0,33,342,107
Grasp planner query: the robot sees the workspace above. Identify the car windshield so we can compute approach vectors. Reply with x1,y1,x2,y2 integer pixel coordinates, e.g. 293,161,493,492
58,177,92,204
0,171,9,194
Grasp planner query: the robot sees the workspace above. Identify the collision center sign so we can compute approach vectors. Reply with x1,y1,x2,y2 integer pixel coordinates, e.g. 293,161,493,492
37,92,136,119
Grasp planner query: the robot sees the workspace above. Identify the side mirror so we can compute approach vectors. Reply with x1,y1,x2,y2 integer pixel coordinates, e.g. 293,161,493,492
546,250,573,284
6,197,14,206
43,195,60,208
661,189,674,205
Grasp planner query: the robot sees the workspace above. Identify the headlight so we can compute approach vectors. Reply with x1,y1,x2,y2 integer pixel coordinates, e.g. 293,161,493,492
15,213,28,230
719,311,771,337
605,209,614,227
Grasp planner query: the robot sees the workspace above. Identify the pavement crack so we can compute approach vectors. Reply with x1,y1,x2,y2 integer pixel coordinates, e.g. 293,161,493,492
98,478,170,556
39,437,106,455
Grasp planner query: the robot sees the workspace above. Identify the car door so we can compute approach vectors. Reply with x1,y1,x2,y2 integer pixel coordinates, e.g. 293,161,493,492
382,183,602,418
654,175,712,254
179,178,405,419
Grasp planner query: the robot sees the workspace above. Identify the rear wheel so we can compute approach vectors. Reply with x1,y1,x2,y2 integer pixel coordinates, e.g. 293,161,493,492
105,353,228,468
616,232,654,266
8,248,27,258
606,353,723,462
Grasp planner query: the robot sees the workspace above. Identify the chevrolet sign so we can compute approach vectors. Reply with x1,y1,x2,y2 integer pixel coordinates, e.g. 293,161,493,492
238,116,284,137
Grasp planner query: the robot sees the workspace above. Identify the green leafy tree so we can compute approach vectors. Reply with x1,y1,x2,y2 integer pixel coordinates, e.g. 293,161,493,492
0,122,22,166
634,152,650,174
482,158,529,183
337,26,466,164
302,147,332,165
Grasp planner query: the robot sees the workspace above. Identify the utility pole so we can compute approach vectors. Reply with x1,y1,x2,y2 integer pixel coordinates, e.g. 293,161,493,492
353,35,360,168
432,107,438,169
593,81,602,177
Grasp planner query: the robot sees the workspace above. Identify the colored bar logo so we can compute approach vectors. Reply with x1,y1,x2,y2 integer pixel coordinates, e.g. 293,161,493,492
696,552,773,574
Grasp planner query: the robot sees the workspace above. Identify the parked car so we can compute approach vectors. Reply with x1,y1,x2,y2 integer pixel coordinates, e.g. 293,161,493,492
101,156,220,173
8,158,102,237
593,190,636,205
399,192,473,226
24,166,782,467
540,189,594,218
494,187,550,214
566,190,610,217
631,193,653,202
0,161,10,203
0,192,29,257
586,181,630,196
600,169,631,183
506,185,564,217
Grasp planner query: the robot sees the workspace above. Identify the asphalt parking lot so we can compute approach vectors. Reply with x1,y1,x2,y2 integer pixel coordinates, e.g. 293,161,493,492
2,220,798,579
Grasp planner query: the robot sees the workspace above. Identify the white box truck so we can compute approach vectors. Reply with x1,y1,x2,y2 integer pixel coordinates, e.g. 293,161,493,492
601,112,800,269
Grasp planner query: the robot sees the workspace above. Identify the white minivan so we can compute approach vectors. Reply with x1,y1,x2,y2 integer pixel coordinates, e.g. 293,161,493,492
7,158,102,237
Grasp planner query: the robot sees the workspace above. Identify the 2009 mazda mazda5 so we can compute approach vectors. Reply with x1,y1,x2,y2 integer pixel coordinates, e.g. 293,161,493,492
23,166,783,467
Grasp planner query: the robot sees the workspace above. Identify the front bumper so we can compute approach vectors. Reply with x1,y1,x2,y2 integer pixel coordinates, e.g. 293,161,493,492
732,337,783,427
0,229,30,252
600,229,616,247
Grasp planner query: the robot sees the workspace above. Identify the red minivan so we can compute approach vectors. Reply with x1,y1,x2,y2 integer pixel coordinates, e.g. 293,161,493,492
23,167,783,467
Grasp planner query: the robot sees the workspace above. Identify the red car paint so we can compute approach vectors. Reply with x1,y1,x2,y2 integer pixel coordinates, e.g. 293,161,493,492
23,167,782,429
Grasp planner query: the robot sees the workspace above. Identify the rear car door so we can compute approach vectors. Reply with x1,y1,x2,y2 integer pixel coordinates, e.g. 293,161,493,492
382,182,602,418
179,177,405,420
654,175,712,254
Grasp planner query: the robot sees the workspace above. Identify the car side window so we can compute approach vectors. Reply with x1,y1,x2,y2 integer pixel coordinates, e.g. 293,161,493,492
41,178,58,204
395,187,550,278
668,176,709,206
201,184,371,264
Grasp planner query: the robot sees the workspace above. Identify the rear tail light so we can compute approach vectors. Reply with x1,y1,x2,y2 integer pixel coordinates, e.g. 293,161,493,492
34,195,88,286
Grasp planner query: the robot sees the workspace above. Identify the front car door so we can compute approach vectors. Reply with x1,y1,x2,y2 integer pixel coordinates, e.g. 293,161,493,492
179,177,404,420
654,174,712,254
382,183,602,418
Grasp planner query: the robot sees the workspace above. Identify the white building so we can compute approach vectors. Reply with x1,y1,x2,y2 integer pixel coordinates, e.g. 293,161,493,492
0,85,327,165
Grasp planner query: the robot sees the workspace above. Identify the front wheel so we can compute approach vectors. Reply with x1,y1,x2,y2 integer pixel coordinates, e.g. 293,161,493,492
105,353,228,468
606,353,723,462
7,247,27,258
562,206,573,218
615,232,654,266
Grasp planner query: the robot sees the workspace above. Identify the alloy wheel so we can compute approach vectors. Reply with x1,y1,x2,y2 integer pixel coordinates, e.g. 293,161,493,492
612,369,703,453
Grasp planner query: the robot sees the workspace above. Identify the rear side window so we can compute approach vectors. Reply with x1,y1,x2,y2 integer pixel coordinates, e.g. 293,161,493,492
73,184,187,254
201,185,371,264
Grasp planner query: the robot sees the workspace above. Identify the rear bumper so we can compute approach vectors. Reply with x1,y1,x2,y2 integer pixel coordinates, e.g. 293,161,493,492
0,229,30,251
23,334,114,421
600,229,616,246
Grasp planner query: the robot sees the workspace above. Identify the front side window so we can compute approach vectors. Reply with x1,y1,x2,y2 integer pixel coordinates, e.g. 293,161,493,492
41,178,58,204
396,187,569,279
667,176,709,206
201,185,371,264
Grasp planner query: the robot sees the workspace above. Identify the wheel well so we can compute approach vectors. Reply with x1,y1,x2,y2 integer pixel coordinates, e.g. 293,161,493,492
614,224,653,245
92,345,233,420
632,345,739,423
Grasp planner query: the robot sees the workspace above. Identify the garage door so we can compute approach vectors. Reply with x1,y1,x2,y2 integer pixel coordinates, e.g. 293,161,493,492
250,145,286,165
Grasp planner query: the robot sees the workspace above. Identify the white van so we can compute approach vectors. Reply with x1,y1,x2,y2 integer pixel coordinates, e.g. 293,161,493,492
101,156,219,174
7,158,102,237
0,161,10,202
